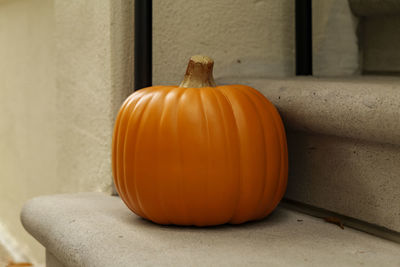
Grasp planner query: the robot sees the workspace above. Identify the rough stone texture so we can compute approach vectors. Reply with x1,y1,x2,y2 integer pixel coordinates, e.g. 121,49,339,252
46,250,65,267
153,0,295,85
109,0,135,120
362,16,400,73
0,0,134,263
54,0,114,194
21,193,400,267
312,0,360,76
349,0,400,16
286,132,400,232
348,0,400,74
219,76,400,232
54,0,134,194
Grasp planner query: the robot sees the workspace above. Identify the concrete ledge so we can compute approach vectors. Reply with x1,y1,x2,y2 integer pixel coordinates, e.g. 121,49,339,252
219,76,400,146
218,76,400,232
285,131,400,232
21,193,400,267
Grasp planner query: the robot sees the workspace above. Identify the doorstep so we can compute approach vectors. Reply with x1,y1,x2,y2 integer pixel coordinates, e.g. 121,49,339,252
218,76,400,233
21,193,400,267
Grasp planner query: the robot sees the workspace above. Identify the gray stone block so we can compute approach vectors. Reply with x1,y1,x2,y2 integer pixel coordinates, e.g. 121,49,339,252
21,193,400,267
219,76,400,232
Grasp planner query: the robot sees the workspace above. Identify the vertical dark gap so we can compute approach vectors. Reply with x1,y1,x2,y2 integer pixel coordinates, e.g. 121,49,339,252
296,0,312,75
134,0,152,90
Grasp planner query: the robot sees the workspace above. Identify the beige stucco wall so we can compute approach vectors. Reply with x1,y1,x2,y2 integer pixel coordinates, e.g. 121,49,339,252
0,0,56,263
54,0,115,193
0,0,133,264
153,0,295,85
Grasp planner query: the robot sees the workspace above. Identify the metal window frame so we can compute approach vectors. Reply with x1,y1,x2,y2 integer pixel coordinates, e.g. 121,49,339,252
296,0,312,75
134,0,152,90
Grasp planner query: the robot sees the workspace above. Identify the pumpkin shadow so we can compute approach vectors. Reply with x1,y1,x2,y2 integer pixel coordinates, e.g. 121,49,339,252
128,205,290,231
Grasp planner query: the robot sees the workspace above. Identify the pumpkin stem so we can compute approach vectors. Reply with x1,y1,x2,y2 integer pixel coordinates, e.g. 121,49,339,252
179,55,216,88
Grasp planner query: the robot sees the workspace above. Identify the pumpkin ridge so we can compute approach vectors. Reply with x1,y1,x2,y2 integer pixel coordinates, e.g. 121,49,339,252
115,93,146,187
150,88,177,224
262,106,285,217
174,87,192,225
160,87,188,224
258,90,288,208
132,92,166,222
120,95,149,216
199,88,212,226
178,88,210,225
235,87,268,219
268,102,288,212
124,93,155,218
229,86,269,222
264,106,285,215
210,88,239,223
239,87,282,218
115,92,145,212
114,95,136,196
242,86,287,218
216,86,243,224
155,87,174,224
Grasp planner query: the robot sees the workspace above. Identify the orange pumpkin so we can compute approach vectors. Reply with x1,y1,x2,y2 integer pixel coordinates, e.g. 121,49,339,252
112,55,288,226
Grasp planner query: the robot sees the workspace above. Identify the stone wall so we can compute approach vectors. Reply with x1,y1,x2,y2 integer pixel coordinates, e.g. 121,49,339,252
153,0,295,84
0,0,134,263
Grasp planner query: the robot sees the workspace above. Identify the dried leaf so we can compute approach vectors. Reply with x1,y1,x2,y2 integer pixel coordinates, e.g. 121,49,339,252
324,216,344,229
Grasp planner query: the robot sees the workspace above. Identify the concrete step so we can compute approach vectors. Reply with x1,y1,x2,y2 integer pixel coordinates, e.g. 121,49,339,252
21,193,400,267
219,76,400,233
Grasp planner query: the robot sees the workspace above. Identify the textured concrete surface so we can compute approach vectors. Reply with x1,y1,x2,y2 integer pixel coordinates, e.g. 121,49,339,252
219,76,400,232
54,0,114,194
312,0,359,76
350,0,400,16
286,132,400,232
349,0,400,73
46,250,64,267
21,193,400,267
54,0,135,195
362,16,400,73
153,0,295,85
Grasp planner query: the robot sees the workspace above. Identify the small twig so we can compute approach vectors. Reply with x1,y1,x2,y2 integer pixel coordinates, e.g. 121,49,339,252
324,216,344,229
